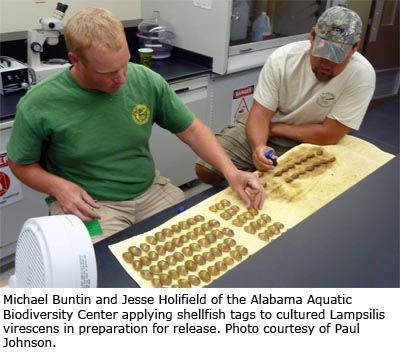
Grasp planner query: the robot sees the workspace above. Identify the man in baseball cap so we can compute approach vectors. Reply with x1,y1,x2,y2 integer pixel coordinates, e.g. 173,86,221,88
312,6,362,64
196,6,375,185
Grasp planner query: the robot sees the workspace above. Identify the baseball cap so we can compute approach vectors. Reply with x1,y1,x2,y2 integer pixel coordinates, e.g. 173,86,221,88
312,6,362,64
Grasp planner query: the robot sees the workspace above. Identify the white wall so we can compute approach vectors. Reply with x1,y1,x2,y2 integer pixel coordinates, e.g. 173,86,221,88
0,0,141,35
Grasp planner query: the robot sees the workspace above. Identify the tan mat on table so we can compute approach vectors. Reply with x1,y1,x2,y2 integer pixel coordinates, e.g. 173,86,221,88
109,135,394,288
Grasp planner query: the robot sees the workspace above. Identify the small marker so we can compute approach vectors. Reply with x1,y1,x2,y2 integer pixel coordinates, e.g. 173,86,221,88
265,149,278,167
178,206,185,213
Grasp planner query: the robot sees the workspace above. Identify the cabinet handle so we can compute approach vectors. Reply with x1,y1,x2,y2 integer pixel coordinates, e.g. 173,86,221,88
239,48,253,53
174,87,190,94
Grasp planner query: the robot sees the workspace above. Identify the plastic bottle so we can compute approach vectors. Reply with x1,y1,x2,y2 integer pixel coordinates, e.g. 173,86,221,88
230,0,250,41
252,11,272,42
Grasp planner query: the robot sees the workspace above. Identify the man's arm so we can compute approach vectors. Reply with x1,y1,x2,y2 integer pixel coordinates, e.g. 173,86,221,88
176,117,265,209
270,117,350,145
7,160,100,221
245,100,350,172
246,100,277,172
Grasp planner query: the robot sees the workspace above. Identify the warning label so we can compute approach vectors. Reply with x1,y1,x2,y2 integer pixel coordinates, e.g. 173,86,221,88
233,85,254,99
0,153,8,168
231,85,255,124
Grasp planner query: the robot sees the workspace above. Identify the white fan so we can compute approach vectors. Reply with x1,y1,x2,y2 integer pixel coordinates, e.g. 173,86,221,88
8,215,97,288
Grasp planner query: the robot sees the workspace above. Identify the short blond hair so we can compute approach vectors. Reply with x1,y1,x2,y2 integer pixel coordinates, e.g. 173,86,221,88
64,8,126,59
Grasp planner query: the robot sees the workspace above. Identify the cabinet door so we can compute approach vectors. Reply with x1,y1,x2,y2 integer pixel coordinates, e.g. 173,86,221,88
210,67,261,133
149,76,209,186
0,121,49,260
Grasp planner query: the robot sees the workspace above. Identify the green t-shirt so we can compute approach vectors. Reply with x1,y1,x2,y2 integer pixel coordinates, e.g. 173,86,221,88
7,63,194,201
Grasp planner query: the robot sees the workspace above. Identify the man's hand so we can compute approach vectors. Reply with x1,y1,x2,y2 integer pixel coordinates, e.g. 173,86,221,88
53,180,101,222
252,145,276,172
225,170,265,210
176,117,265,209
7,160,101,222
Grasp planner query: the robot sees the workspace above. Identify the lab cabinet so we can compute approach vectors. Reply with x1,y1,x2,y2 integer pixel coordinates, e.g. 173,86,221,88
209,67,261,132
0,120,49,264
149,74,210,186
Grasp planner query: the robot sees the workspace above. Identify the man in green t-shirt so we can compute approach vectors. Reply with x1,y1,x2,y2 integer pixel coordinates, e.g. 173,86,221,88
7,7,264,240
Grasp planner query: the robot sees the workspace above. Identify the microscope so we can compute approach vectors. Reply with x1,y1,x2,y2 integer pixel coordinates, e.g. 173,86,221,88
27,2,70,83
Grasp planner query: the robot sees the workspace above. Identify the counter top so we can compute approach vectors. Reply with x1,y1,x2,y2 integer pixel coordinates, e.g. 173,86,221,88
131,48,212,83
0,49,212,121
95,155,399,288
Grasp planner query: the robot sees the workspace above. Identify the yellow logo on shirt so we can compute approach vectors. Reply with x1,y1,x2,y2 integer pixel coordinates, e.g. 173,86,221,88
131,104,150,125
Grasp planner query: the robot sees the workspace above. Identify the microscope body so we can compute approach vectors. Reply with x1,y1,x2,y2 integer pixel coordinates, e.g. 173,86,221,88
27,3,70,83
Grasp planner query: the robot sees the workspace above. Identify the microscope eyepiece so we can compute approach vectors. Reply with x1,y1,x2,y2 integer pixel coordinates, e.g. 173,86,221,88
53,3,68,21
56,3,69,14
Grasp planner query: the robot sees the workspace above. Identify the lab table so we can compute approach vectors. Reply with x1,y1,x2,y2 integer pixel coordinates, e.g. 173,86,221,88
95,155,399,288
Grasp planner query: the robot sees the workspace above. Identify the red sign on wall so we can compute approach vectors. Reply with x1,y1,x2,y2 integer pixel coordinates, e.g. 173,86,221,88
0,172,11,197
233,85,254,99
0,152,23,207
0,153,8,168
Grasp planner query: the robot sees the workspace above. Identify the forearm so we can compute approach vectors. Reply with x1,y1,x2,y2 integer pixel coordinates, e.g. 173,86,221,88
178,118,238,180
179,117,265,209
243,101,277,172
246,101,275,152
8,159,101,220
270,119,350,145
246,115,270,153
8,160,66,197
270,122,328,144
